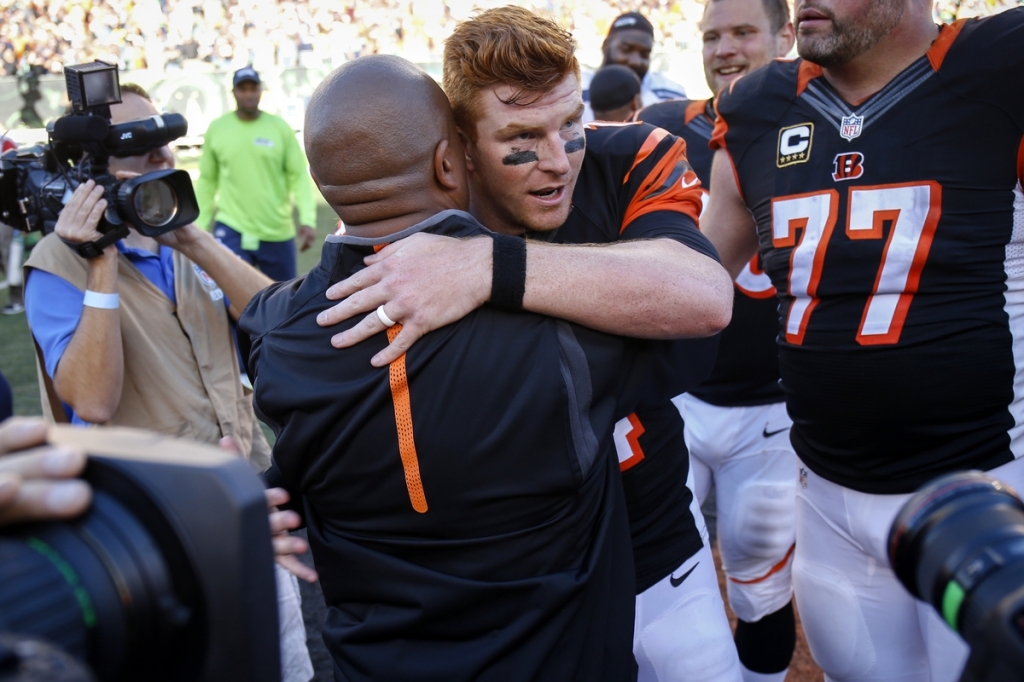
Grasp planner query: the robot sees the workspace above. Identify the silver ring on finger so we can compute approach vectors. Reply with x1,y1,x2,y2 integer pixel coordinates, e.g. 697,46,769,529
376,304,397,327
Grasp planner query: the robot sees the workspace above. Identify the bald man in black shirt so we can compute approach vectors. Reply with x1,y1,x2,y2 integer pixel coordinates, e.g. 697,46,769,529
242,56,698,682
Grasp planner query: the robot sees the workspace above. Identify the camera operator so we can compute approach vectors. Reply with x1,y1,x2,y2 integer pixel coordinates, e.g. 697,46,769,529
22,84,272,471
19,85,314,682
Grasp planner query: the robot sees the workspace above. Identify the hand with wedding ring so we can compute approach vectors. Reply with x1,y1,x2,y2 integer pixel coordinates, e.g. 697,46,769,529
375,305,397,327
316,232,493,367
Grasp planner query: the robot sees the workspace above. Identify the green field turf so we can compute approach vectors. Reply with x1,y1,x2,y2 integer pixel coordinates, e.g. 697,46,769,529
0,200,339,418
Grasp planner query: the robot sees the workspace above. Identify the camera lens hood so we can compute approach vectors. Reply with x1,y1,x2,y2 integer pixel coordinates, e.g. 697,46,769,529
114,169,200,237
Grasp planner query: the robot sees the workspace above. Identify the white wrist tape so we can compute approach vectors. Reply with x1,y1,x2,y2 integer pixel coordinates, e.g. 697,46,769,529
83,290,120,309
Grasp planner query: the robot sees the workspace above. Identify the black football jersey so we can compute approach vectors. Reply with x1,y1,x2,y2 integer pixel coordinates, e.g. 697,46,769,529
712,10,1024,493
244,212,696,681
545,122,718,587
640,99,784,407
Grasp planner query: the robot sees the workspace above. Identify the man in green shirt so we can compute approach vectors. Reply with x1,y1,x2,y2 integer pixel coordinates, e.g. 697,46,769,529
196,67,317,280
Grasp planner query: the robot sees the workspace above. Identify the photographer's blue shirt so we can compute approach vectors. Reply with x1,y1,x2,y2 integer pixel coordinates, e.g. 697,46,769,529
25,240,177,425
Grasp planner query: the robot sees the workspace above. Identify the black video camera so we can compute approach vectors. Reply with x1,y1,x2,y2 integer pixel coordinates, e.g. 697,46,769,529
0,426,281,682
0,61,199,259
888,471,1024,682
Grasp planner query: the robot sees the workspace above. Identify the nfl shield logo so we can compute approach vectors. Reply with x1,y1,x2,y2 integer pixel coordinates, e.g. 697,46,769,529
193,264,216,287
840,114,864,141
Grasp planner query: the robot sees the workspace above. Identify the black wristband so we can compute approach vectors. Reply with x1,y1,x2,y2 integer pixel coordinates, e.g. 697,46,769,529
490,233,527,311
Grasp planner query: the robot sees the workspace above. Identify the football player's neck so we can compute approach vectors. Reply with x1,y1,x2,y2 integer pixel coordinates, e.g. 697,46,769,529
467,193,526,237
343,210,452,239
821,14,938,105
338,185,469,240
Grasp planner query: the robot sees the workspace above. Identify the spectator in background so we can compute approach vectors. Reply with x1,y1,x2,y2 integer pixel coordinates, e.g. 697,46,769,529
1,47,16,77
196,67,317,281
583,11,687,122
589,63,643,122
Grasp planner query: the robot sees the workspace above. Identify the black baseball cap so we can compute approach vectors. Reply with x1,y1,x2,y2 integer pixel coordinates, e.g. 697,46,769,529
607,12,655,38
589,65,642,112
233,66,260,87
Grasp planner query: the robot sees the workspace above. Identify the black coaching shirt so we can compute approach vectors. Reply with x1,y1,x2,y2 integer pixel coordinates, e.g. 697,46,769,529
712,10,1024,494
241,211,694,681
640,99,784,407
542,122,720,590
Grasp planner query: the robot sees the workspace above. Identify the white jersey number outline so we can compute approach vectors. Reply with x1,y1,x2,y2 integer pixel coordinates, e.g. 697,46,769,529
771,182,941,346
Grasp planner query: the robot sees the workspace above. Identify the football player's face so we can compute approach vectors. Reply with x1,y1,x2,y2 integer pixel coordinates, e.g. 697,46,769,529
603,29,654,81
463,74,585,235
701,0,795,95
795,0,904,67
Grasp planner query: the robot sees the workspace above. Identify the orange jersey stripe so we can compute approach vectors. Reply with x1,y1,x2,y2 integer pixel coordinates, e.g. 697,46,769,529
927,19,966,72
684,99,708,126
386,324,428,513
621,137,703,230
624,127,670,184
796,61,823,97
729,543,795,585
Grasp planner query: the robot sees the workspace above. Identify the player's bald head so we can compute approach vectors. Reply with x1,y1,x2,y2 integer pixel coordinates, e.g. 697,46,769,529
305,55,465,227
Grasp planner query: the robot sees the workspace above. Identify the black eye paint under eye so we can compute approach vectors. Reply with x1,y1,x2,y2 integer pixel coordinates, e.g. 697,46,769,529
564,137,585,154
503,150,540,166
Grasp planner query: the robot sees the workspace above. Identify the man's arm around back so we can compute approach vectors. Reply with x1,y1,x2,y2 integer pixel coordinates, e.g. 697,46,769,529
321,234,733,367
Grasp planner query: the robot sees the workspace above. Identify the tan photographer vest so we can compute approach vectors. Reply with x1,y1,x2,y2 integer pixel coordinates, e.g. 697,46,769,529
25,235,271,472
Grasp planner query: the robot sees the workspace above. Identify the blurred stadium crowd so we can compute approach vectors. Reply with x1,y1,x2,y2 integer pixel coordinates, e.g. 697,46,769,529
1,0,683,76
2,0,1017,80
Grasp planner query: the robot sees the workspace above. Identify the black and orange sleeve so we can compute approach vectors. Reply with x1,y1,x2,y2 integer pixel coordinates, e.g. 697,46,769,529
617,126,718,261
620,127,703,229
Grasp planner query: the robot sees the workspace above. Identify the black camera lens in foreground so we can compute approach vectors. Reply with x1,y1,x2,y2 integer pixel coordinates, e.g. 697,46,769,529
0,491,192,681
113,169,199,237
0,426,281,682
888,471,1024,682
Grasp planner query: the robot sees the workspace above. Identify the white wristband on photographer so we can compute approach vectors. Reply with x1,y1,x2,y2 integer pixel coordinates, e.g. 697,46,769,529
83,290,119,309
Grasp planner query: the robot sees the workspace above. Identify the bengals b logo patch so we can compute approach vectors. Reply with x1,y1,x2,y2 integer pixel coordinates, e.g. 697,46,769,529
832,152,865,181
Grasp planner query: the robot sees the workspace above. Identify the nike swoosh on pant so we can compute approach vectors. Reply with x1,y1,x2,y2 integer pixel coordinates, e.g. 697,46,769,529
670,562,698,588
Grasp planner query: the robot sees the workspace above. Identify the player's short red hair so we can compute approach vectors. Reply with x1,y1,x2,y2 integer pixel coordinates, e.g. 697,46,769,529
443,6,580,141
